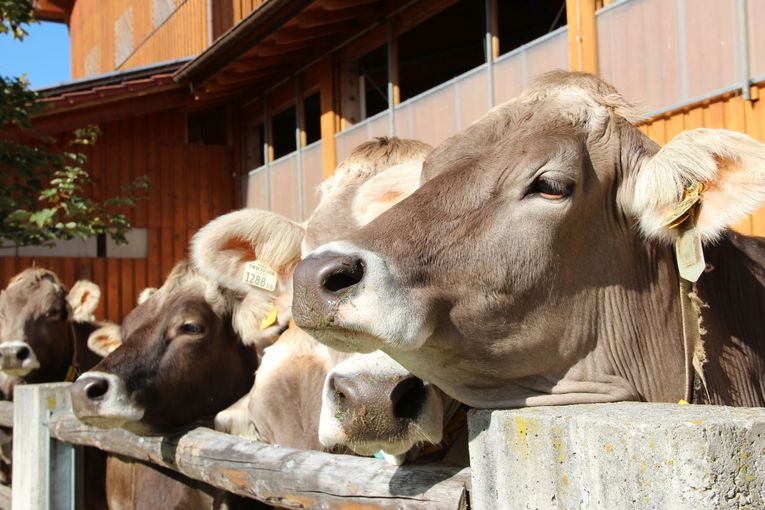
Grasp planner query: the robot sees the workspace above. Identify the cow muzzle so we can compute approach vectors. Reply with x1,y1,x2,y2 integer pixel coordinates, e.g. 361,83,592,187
70,371,144,429
0,341,40,376
319,367,443,460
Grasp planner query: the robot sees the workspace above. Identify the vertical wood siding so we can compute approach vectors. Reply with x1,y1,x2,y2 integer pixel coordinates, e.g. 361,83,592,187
0,110,235,323
638,84,765,237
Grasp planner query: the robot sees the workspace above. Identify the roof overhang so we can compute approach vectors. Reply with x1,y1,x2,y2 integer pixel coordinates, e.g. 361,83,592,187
174,0,402,99
33,0,74,23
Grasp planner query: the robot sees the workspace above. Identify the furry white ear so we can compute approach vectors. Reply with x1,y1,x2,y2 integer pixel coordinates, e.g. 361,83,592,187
351,161,423,226
191,209,305,295
628,129,765,243
137,287,157,305
87,323,121,357
67,280,101,321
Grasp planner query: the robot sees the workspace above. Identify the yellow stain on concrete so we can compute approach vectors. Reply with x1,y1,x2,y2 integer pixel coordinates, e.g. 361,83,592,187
604,443,614,453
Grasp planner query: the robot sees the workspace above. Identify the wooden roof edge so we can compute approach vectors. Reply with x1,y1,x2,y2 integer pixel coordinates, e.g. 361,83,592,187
174,0,315,87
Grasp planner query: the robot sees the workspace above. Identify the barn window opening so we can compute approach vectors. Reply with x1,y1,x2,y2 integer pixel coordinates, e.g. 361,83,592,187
243,119,265,170
397,0,485,102
187,107,228,145
358,44,388,119
303,93,321,145
497,0,567,55
271,105,297,159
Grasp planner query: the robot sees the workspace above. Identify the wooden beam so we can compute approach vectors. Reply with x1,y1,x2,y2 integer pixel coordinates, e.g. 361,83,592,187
321,0,381,10
490,0,499,60
296,5,380,28
566,0,599,74
319,58,337,178
389,19,400,106
50,412,470,510
273,22,352,44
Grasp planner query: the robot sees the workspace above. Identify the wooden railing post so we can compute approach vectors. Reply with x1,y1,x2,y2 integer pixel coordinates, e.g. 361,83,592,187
13,383,81,510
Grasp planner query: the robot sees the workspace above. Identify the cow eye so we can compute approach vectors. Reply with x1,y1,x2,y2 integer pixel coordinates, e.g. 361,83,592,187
530,176,573,200
44,309,61,320
178,323,205,336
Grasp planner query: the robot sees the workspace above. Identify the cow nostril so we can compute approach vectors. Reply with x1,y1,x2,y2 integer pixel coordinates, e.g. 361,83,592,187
15,346,30,361
391,376,426,421
84,378,109,401
329,375,355,407
322,259,364,293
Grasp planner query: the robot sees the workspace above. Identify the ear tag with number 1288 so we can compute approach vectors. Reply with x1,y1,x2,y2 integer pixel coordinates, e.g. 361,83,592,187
242,261,278,292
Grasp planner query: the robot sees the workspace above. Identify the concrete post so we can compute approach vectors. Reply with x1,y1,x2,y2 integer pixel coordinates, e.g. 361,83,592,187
469,402,765,509
13,383,80,510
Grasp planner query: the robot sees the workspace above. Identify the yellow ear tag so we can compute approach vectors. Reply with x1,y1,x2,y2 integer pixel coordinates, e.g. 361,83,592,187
675,210,705,282
259,305,278,330
242,261,278,292
659,182,704,230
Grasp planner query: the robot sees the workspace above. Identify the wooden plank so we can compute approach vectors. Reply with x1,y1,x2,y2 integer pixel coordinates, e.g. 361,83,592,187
120,259,134,320
106,259,120,323
185,147,200,231
91,258,106,321
50,412,470,510
146,228,162,288
133,115,148,228
566,0,599,73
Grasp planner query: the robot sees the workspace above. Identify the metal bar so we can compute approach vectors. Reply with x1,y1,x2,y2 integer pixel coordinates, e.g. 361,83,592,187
738,0,752,100
294,78,305,221
387,20,396,137
639,83,741,120
485,0,495,108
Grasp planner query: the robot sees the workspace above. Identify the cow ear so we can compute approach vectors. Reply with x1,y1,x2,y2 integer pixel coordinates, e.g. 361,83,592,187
66,280,101,321
628,128,765,243
352,161,423,226
137,287,157,305
192,209,305,295
87,324,121,357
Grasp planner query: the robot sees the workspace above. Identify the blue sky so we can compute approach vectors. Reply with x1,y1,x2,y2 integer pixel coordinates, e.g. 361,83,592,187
0,21,71,90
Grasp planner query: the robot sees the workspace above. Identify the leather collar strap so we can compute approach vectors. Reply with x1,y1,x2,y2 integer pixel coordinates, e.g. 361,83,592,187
64,320,80,383
678,277,709,403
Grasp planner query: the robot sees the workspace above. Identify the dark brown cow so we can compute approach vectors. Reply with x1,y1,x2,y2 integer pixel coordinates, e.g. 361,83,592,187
70,260,274,433
293,71,765,409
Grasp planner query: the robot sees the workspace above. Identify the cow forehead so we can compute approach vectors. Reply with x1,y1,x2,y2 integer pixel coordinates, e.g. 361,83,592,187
121,271,229,338
1,275,64,313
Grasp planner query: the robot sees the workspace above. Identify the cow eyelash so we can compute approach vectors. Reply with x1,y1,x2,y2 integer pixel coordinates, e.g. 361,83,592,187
44,309,61,319
529,176,574,200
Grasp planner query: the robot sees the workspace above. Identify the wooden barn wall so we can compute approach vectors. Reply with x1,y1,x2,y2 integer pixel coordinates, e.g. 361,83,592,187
121,0,210,71
637,83,765,237
0,109,235,323
69,0,209,79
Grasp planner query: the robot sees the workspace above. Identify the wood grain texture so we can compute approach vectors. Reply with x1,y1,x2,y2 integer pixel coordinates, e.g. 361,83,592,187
50,412,470,510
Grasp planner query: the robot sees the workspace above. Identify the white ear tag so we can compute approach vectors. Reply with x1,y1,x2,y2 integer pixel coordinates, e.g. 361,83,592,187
675,211,705,282
242,261,278,292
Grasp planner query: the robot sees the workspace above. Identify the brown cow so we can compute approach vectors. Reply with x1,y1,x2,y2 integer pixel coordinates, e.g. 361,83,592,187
0,269,104,387
204,138,465,463
293,71,765,409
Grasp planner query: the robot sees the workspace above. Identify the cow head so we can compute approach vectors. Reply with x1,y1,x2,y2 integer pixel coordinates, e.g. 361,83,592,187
0,269,100,381
70,262,256,433
293,71,765,408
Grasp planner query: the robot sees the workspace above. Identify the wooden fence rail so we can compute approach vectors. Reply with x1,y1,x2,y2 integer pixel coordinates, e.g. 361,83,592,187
9,384,470,509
